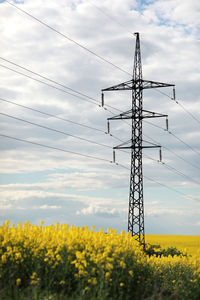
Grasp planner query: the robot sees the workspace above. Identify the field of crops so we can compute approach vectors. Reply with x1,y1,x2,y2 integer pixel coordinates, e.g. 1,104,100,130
0,221,200,300
146,234,200,257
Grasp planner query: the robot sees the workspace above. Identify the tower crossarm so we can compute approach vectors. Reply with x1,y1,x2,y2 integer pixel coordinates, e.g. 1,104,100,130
102,79,174,92
107,109,168,121
108,109,133,120
113,139,161,150
102,79,133,91
142,110,168,119
142,79,174,90
101,32,173,244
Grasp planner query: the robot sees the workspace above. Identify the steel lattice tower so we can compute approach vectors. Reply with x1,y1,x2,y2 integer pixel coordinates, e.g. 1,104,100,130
102,33,174,244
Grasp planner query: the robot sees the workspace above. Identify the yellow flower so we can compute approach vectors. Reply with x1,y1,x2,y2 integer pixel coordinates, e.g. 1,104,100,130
40,220,44,226
120,282,124,287
89,277,97,285
105,272,110,278
56,254,61,261
16,278,21,286
119,261,126,268
129,270,133,277
1,254,7,263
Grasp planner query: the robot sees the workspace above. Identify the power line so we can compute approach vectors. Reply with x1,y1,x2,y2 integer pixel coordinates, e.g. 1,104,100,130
0,97,105,133
5,55,199,146
0,97,132,148
0,112,113,149
143,133,200,172
0,57,123,114
161,161,200,186
5,2,200,132
0,132,197,203
5,1,200,139
144,174,197,202
0,45,199,183
143,153,200,187
88,0,134,36
168,131,200,158
0,57,101,106
0,63,100,107
154,88,200,127
5,98,196,183
5,0,131,77
0,110,136,159
144,120,200,159
117,163,197,202
0,133,112,163
172,98,200,126
5,58,198,163
154,88,173,99
2,1,199,218
143,152,200,187
143,119,166,131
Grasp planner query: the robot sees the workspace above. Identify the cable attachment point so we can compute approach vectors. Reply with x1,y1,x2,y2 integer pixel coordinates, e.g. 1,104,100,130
172,87,176,101
165,117,169,131
113,150,116,163
101,92,104,107
159,147,162,162
107,121,110,134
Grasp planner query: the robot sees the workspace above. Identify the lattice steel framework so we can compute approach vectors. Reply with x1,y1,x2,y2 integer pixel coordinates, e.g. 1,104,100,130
102,33,174,244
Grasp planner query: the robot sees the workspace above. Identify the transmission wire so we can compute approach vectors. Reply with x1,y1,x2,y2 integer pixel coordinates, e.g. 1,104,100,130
88,0,134,36
0,133,113,163
0,57,124,114
143,133,200,172
2,0,199,204
6,0,200,130
0,112,113,149
0,64,99,107
116,163,197,202
0,132,197,203
0,97,105,133
5,0,131,77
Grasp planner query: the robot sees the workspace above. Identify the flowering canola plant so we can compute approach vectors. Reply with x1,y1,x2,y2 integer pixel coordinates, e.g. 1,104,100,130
0,221,200,299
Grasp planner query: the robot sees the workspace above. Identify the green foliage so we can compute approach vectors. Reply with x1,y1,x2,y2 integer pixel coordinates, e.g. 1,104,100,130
144,243,187,257
0,223,200,300
1,244,200,300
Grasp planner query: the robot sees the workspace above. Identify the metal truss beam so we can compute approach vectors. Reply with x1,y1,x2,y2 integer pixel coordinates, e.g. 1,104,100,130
102,32,173,245
102,79,174,92
108,109,168,120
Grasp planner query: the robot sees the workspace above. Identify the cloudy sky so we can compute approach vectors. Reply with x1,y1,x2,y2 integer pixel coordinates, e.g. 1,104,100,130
0,0,200,234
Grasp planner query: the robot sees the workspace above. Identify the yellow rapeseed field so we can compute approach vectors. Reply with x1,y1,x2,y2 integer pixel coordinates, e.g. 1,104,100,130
146,234,200,257
0,221,200,299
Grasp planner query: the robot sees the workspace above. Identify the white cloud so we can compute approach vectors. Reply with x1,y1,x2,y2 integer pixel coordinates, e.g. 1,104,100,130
76,204,124,218
0,0,200,233
37,204,61,210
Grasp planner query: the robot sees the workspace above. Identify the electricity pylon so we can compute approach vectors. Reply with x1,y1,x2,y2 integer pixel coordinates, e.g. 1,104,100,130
102,33,174,244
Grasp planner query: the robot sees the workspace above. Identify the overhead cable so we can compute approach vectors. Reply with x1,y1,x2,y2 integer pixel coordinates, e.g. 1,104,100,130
143,133,200,172
0,63,99,107
155,88,200,127
0,57,122,114
168,131,200,158
5,0,131,76
0,112,113,149
88,0,134,36
0,133,112,163
116,163,197,202
0,97,105,133
0,132,197,203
